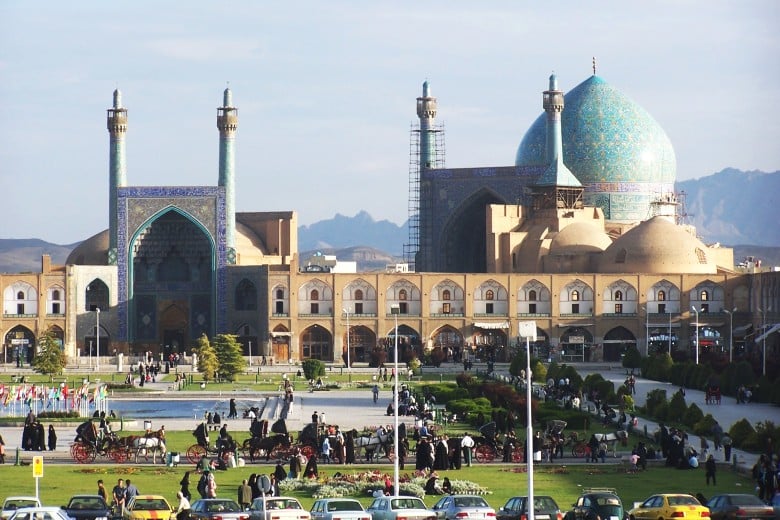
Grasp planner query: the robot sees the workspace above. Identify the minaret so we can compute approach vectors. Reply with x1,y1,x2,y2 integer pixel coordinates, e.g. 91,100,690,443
106,89,128,265
217,87,238,261
416,81,437,169
533,74,582,211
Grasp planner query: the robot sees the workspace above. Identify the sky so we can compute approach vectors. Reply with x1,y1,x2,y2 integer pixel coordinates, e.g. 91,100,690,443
1,1,778,244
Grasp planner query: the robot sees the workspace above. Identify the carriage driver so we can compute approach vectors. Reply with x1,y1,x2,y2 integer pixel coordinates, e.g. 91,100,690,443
193,422,209,448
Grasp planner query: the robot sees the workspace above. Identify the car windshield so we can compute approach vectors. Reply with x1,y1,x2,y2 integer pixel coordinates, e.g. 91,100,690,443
68,500,106,509
133,501,170,511
205,502,239,513
667,497,698,507
595,505,623,518
265,500,301,510
391,500,425,510
728,496,764,506
453,498,488,508
533,498,558,511
327,502,362,512
5,501,39,510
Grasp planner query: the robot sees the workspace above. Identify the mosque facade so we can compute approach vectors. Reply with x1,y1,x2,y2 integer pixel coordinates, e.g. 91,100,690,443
0,73,778,371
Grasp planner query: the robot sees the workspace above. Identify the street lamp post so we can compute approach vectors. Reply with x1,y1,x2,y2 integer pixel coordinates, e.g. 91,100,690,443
343,308,351,383
645,306,650,356
390,304,400,495
668,309,672,354
691,306,699,365
95,308,101,370
723,308,735,363
248,341,252,367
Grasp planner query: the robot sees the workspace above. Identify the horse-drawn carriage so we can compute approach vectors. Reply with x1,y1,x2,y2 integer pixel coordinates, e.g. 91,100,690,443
70,421,166,464
473,422,524,463
705,384,722,405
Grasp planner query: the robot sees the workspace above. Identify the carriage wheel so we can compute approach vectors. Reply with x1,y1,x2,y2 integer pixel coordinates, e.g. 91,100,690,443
74,443,96,464
511,447,524,463
300,445,315,458
108,446,128,463
572,443,587,458
187,444,207,464
475,444,495,463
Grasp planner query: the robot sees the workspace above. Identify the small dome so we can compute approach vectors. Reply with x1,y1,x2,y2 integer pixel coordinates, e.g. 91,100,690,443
599,216,715,274
550,222,612,254
66,230,109,265
516,75,676,222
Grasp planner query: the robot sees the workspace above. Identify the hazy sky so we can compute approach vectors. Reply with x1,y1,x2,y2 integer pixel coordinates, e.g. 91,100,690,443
1,1,778,244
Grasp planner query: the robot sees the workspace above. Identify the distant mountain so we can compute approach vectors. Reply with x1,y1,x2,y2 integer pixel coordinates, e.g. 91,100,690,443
298,210,408,255
2,169,779,273
678,168,779,247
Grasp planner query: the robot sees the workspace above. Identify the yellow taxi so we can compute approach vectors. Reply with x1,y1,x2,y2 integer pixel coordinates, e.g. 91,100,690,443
123,496,174,520
628,494,709,520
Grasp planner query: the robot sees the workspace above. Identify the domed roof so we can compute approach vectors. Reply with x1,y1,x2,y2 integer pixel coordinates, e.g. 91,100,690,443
598,216,715,274
66,230,109,265
516,75,676,184
550,222,612,254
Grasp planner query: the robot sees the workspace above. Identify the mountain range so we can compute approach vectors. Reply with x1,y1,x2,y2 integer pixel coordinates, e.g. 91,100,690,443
1,168,778,273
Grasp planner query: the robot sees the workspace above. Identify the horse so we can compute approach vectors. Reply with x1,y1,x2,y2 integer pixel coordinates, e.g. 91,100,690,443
242,434,290,462
131,428,167,463
352,428,393,461
593,430,628,458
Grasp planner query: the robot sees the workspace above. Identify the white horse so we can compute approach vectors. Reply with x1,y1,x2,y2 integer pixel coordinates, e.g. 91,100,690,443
353,428,392,461
132,430,167,463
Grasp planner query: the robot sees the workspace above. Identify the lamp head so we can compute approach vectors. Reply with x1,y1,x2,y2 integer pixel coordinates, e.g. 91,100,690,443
691,306,697,313
390,304,400,315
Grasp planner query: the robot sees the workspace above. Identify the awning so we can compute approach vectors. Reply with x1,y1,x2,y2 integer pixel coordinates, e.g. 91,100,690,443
270,331,292,338
732,324,753,336
649,323,681,328
473,321,510,330
755,323,780,343
691,321,725,328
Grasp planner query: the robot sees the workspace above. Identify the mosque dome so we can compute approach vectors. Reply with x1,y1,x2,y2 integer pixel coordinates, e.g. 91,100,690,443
549,222,612,254
516,75,676,222
66,230,109,265
598,216,715,274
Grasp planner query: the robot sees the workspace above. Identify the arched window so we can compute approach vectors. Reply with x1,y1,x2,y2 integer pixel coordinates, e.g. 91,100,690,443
700,290,710,301
234,279,257,311
85,279,109,312
615,290,623,301
529,290,537,301
485,289,494,300
658,290,666,301
17,291,24,300
399,289,408,301
52,290,61,300
354,289,364,300
571,290,580,301
311,289,319,301
442,289,451,300
276,289,284,300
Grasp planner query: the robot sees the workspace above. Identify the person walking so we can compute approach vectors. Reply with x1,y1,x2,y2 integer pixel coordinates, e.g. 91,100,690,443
372,384,380,403
179,471,192,501
705,454,716,485
238,479,252,510
461,432,474,467
721,434,733,463
175,492,190,520
47,425,57,451
228,399,238,420
97,480,107,502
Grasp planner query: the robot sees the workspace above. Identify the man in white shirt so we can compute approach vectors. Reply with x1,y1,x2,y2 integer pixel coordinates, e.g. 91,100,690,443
461,432,475,467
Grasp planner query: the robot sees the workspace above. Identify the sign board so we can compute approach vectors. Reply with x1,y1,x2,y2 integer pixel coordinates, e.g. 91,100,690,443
569,336,585,344
517,321,537,341
33,456,43,477
11,339,29,345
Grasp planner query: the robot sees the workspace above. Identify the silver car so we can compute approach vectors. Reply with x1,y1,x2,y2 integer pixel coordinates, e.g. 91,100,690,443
366,497,434,520
311,500,370,520
429,496,495,520
8,507,73,520
248,497,310,520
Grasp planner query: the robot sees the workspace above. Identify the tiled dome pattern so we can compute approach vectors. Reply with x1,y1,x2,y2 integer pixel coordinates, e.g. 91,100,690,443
515,75,676,221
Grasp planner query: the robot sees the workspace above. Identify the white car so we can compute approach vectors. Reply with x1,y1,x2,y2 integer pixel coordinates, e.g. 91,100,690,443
8,507,73,520
2,499,44,520
366,497,435,520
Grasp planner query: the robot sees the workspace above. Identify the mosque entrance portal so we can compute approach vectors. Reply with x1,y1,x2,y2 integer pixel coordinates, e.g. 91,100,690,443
160,303,188,355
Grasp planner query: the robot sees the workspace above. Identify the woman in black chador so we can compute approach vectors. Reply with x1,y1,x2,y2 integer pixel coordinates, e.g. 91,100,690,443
48,425,57,451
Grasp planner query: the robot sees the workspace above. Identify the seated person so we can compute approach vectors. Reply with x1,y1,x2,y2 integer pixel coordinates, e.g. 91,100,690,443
441,477,452,495
424,474,443,495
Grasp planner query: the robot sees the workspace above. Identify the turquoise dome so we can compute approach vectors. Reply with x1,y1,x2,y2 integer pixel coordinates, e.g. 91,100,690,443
515,75,676,222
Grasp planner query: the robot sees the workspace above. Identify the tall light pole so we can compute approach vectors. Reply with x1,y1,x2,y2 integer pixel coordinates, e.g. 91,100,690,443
758,307,768,376
668,309,672,354
390,304,400,495
691,306,699,365
343,308,351,383
641,306,649,356
95,308,101,370
723,308,735,363
248,341,253,366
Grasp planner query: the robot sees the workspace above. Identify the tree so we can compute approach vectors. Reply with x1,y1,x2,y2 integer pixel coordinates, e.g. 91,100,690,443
213,334,246,382
622,345,642,371
196,333,218,381
32,331,66,377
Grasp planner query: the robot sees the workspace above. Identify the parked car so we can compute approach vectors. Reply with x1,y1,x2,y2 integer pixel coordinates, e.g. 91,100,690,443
429,495,495,520
8,507,73,520
497,496,562,520
705,494,775,520
366,497,434,520
248,497,309,520
310,499,369,520
190,500,248,520
627,494,709,520
123,496,174,520
63,495,112,520
2,498,43,520
565,489,626,520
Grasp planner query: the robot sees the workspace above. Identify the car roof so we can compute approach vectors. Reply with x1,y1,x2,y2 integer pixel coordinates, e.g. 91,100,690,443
4,498,40,503
11,508,64,512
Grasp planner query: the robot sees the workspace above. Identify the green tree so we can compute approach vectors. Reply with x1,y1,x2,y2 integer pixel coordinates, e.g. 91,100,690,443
196,333,218,381
622,345,642,370
302,359,325,380
213,334,246,381
32,331,66,377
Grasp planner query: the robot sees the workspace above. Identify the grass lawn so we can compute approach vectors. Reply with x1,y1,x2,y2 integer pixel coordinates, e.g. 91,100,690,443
0,462,751,511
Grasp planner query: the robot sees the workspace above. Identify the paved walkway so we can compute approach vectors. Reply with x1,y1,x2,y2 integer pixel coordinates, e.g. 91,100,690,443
1,363,776,472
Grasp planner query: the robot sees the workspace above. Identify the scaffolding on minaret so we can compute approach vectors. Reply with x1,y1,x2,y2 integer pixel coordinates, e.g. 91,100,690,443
404,121,445,270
